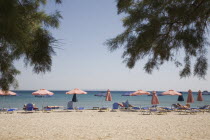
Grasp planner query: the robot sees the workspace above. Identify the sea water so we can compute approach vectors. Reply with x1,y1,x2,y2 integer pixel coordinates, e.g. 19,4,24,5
0,90,210,109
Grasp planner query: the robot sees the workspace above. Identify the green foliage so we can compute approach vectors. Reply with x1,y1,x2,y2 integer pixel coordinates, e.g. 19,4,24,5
0,0,62,90
107,0,210,78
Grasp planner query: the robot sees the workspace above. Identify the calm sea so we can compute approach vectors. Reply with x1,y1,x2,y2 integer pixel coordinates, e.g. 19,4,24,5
0,90,210,109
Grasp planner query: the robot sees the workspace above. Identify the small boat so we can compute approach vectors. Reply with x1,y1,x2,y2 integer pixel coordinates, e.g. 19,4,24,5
203,90,210,95
121,92,135,96
94,93,106,97
148,93,164,96
34,95,52,97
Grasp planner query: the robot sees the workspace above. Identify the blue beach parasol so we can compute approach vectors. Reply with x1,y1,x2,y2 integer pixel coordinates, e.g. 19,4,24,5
177,92,184,101
72,94,78,102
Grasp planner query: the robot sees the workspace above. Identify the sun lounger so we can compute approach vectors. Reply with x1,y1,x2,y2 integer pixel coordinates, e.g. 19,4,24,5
151,105,158,108
67,107,74,110
63,101,75,111
122,102,129,109
176,108,200,115
76,107,84,112
25,104,33,111
119,101,134,111
171,104,179,110
162,107,173,112
191,105,210,113
131,107,141,112
140,107,151,115
44,106,63,111
150,108,159,114
0,108,18,114
188,109,200,114
43,108,52,113
64,107,74,111
93,107,100,110
156,108,168,115
6,108,18,114
132,107,141,110
111,103,119,112
171,104,192,114
0,109,3,114
0,108,7,114
148,108,167,115
23,103,39,112
99,107,109,112
67,101,74,109
24,103,36,112
64,107,84,112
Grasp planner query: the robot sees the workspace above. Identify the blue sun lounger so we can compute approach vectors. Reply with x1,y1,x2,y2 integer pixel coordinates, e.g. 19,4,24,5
0,108,18,114
6,108,18,114
76,107,84,112
24,103,39,112
25,103,34,112
111,103,119,112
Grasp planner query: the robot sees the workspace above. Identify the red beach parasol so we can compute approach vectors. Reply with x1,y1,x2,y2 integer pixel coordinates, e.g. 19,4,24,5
187,89,194,103
197,90,203,101
131,90,150,96
0,90,17,109
32,89,54,110
32,89,54,96
66,88,87,95
66,88,87,108
0,90,16,96
161,90,182,96
151,91,159,105
105,89,112,101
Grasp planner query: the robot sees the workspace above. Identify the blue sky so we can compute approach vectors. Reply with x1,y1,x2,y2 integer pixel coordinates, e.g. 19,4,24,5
14,0,210,91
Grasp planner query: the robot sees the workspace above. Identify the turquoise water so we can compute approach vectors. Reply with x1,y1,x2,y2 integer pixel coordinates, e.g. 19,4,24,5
0,90,210,109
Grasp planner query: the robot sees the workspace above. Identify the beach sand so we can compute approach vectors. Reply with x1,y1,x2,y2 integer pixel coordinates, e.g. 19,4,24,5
0,110,210,140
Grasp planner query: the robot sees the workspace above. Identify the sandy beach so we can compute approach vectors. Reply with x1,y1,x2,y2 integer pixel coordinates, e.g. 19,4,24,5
0,110,210,140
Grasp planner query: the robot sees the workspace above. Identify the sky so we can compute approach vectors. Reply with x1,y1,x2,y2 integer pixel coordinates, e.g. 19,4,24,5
14,0,210,91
